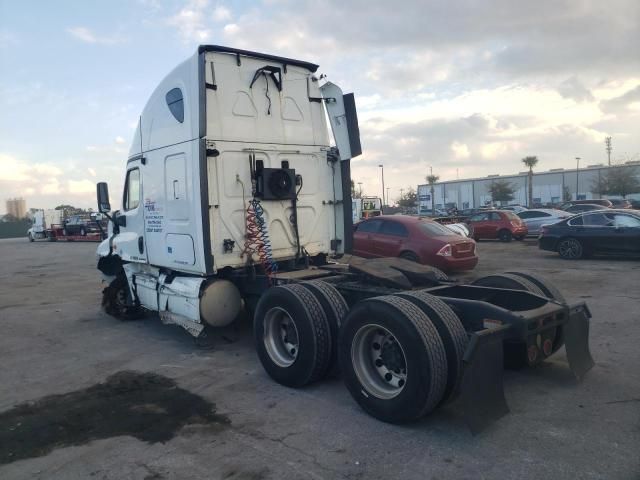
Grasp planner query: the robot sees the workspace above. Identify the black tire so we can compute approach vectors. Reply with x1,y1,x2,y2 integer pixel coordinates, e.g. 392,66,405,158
471,273,544,296
421,265,449,281
504,271,566,303
505,271,566,354
498,229,512,242
339,295,448,423
471,273,545,368
254,284,331,388
399,251,419,263
557,237,583,259
395,291,467,405
102,273,144,321
300,280,348,374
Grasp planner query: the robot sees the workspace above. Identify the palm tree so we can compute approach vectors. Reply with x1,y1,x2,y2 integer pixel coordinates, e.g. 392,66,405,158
426,174,439,215
521,156,539,207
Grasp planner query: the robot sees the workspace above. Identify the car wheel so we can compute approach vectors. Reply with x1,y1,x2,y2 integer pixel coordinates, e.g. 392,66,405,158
399,251,419,263
557,237,583,260
498,229,512,242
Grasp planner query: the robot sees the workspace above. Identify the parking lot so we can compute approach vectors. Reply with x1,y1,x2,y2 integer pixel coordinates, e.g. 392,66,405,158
1,237,639,480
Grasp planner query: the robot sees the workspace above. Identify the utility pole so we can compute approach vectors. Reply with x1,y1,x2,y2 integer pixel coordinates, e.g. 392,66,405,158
575,157,581,199
378,164,385,208
357,182,363,197
386,187,390,206
605,137,612,166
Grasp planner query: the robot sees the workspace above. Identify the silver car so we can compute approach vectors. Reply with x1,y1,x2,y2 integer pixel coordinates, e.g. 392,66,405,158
517,209,570,236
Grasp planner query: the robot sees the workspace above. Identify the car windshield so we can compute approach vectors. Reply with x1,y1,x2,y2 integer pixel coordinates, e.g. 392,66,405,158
419,221,455,236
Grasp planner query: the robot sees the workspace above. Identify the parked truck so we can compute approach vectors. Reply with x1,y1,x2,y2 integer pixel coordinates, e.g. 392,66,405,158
28,209,105,242
95,46,594,431
28,209,63,241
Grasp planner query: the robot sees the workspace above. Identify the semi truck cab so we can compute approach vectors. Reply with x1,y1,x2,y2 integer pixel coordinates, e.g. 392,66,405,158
95,46,593,431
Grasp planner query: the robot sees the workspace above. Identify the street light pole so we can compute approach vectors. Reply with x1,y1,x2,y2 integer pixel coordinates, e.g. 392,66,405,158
575,157,581,200
378,164,385,209
357,182,363,197
386,187,390,206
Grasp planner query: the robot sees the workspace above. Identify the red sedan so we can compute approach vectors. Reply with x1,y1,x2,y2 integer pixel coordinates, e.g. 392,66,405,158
353,215,478,272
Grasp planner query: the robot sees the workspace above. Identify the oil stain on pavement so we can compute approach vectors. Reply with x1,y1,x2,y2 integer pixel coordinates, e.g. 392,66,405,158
0,371,230,464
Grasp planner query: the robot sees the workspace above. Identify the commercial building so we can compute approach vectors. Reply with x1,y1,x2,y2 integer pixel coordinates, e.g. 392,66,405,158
5,197,27,219
417,162,640,212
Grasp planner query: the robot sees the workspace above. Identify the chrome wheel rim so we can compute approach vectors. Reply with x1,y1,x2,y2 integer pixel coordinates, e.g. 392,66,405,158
351,324,407,399
264,307,299,368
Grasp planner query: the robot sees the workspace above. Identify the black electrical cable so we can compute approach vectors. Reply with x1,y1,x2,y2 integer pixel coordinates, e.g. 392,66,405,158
264,73,271,115
291,175,303,260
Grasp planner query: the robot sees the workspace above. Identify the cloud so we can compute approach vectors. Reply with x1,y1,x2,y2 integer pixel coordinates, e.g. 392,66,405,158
451,142,470,159
0,154,63,182
68,179,97,194
0,153,123,214
600,84,640,113
0,29,18,48
557,77,595,103
213,5,232,22
166,0,213,43
115,136,126,144
66,27,126,45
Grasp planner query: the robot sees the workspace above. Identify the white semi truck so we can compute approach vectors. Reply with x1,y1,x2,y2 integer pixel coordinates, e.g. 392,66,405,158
96,46,593,430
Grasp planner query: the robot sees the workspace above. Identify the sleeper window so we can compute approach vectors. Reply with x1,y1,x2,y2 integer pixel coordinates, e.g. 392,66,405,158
166,88,184,123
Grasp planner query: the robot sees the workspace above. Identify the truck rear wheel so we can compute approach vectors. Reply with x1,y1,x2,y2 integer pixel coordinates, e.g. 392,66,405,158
471,273,544,295
505,271,566,355
254,284,331,388
395,291,467,405
339,295,448,423
300,280,348,374
471,273,552,368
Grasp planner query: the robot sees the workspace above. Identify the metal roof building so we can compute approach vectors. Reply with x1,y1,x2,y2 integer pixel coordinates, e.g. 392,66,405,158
417,162,640,212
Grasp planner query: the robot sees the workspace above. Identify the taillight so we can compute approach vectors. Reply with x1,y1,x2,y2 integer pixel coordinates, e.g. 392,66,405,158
437,244,452,257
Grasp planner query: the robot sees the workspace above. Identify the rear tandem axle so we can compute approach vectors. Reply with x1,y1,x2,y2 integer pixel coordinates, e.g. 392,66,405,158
251,257,594,433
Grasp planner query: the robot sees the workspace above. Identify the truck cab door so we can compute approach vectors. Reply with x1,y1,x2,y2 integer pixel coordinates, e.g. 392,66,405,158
114,162,147,263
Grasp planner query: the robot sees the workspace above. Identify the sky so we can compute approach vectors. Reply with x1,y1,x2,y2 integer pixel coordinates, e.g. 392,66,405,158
1,0,639,213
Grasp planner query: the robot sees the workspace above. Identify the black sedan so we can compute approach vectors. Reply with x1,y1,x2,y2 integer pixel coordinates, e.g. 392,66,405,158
539,209,640,259
564,203,608,214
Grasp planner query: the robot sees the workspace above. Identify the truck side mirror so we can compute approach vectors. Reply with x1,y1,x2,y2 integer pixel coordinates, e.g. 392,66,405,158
97,182,111,213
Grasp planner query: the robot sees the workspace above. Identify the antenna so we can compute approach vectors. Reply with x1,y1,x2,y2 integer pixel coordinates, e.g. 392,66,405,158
605,137,612,166
139,115,144,158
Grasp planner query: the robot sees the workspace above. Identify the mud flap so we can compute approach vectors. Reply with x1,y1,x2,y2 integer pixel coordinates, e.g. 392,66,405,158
460,325,511,434
563,304,595,380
